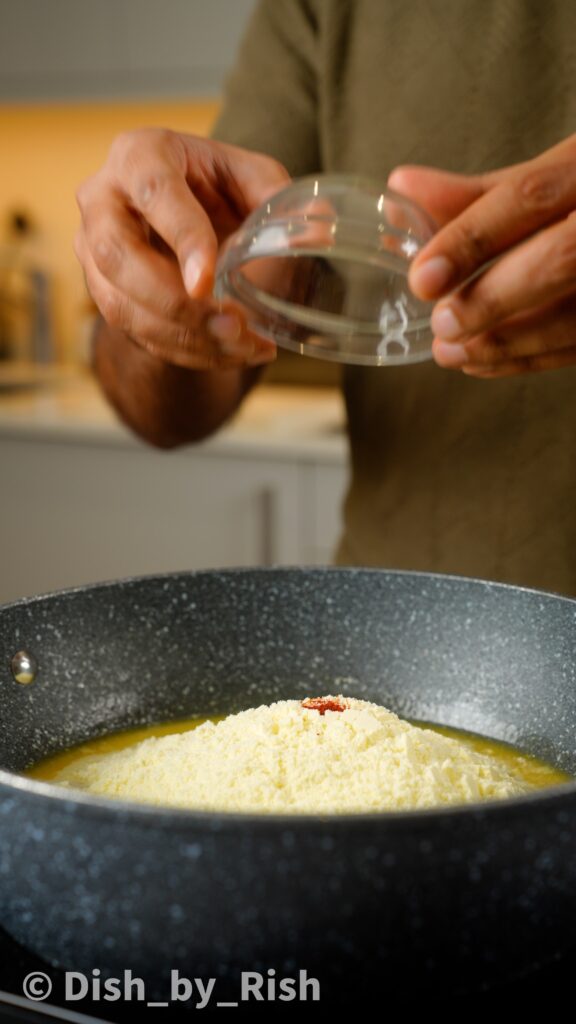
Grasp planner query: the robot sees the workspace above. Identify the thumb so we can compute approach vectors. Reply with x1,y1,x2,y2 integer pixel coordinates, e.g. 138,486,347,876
388,165,486,227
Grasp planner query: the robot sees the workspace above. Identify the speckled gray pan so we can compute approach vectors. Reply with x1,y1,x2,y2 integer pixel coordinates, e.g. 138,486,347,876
0,567,576,997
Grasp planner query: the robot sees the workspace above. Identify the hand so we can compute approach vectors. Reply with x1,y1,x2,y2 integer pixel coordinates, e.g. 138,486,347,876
75,128,290,370
389,134,576,377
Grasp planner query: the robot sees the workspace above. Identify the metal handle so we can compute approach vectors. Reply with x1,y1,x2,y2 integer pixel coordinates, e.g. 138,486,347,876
259,487,276,566
0,989,111,1023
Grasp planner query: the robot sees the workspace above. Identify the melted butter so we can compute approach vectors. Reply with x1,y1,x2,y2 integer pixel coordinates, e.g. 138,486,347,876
26,714,570,794
27,716,216,782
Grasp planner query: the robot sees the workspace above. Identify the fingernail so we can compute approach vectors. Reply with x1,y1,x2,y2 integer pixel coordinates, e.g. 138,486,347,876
432,304,462,340
184,257,203,294
250,346,277,366
434,340,468,367
411,255,454,297
208,313,243,352
462,364,498,377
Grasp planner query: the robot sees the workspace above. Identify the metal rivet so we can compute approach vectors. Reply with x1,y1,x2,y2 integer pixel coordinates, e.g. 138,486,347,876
10,650,38,685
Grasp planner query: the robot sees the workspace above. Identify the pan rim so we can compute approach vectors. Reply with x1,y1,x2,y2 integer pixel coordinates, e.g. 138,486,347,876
2,765,575,830
1,562,576,610
2,565,575,829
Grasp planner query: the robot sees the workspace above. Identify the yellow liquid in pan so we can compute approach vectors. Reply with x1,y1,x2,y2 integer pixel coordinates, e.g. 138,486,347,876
27,715,571,794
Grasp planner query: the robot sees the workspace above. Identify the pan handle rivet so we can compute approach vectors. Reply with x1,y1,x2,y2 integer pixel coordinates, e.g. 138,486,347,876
10,650,38,685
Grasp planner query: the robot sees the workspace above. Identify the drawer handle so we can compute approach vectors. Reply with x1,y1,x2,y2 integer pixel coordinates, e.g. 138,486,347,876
260,487,276,566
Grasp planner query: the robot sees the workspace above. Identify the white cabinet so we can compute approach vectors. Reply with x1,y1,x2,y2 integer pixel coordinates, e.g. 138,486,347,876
0,434,348,604
299,463,348,566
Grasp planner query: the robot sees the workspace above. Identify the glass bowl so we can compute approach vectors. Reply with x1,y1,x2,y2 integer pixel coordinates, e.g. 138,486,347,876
214,174,437,367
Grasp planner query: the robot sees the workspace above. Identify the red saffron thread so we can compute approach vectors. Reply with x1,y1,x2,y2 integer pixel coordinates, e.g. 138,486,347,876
301,697,346,715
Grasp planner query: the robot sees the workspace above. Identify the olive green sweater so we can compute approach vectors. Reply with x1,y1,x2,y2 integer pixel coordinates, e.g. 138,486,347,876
213,0,576,595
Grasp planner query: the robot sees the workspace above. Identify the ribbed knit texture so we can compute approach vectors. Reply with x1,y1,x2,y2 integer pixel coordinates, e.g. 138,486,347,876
214,0,576,594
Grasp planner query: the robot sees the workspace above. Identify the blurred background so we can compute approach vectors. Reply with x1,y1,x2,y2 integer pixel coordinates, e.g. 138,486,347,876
0,0,347,603
0,0,299,367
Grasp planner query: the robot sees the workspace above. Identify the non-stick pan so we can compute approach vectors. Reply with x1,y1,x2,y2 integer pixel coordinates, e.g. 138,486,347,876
0,568,575,1001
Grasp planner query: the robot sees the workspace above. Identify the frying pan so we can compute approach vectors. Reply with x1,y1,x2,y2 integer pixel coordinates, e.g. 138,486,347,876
0,567,575,1001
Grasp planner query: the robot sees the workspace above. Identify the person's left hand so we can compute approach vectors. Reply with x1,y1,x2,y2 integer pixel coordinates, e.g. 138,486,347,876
389,134,576,377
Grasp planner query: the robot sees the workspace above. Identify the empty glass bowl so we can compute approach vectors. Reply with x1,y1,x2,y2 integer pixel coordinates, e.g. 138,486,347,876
214,174,437,366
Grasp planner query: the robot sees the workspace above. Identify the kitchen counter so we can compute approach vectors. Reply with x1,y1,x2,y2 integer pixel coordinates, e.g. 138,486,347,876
0,366,348,464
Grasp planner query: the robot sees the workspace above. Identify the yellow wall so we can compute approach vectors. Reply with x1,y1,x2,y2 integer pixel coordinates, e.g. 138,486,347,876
0,101,219,361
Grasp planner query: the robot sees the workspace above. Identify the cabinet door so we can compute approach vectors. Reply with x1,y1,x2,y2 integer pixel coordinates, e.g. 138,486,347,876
0,437,301,604
0,0,256,102
299,462,349,566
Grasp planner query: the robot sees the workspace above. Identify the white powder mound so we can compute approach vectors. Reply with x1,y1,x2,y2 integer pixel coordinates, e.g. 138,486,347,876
53,696,532,813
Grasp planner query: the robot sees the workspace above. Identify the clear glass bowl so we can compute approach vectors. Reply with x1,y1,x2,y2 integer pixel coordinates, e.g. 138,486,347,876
215,174,437,367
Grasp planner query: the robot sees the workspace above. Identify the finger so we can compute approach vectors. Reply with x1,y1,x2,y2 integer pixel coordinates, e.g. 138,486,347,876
409,160,576,300
199,138,291,214
394,135,576,217
432,296,576,368
81,244,276,370
79,185,203,324
105,136,220,298
388,165,487,225
129,313,277,370
108,133,290,300
73,225,87,265
430,214,576,342
459,347,576,378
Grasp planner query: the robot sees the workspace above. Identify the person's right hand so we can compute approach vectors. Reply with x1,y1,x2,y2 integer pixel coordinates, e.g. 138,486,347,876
75,128,290,370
